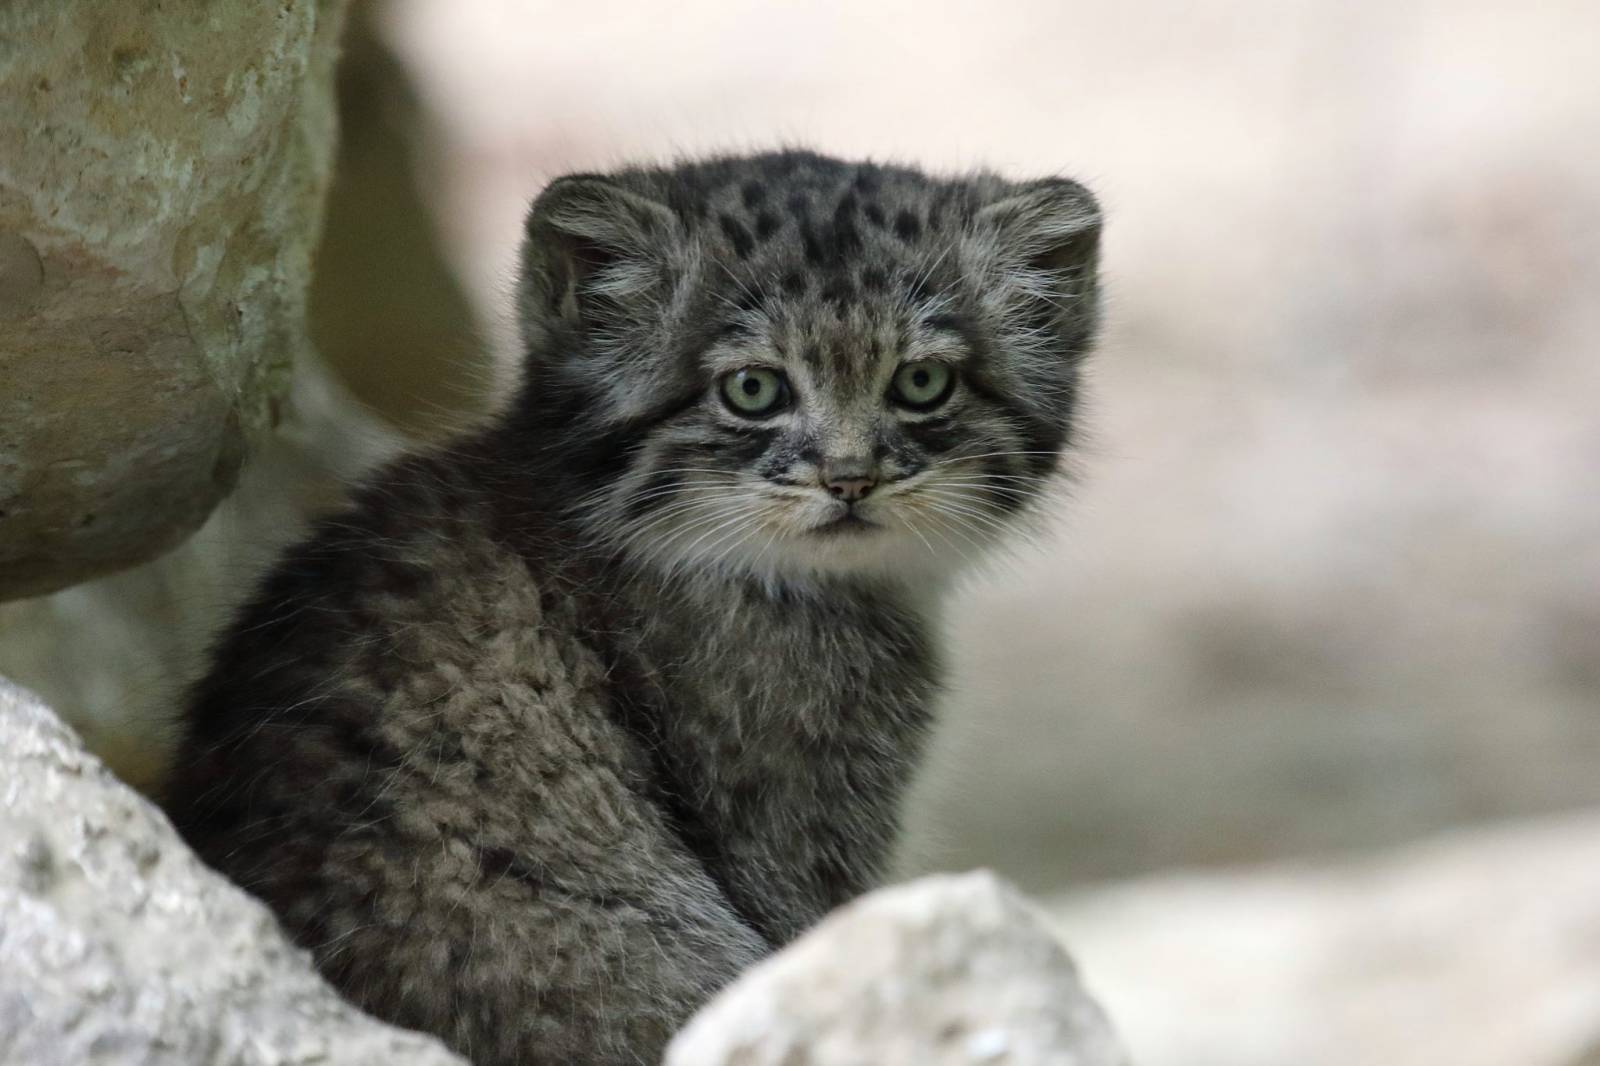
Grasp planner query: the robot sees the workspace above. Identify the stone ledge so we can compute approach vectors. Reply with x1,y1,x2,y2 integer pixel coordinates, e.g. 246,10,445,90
669,870,1128,1065
0,1,350,599
0,677,466,1066
1,675,1127,1065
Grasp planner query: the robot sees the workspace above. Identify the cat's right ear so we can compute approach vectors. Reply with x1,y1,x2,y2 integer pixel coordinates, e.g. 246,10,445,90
518,175,680,341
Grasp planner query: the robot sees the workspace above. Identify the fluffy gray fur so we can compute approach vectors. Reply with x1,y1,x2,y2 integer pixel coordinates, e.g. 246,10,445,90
164,150,1102,1065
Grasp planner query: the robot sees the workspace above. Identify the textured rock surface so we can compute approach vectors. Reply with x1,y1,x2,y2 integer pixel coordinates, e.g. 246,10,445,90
0,0,351,600
667,871,1128,1066
1050,810,1600,1066
0,677,465,1066
0,359,399,794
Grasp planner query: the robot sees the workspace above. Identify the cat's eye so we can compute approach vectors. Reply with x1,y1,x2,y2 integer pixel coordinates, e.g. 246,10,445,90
720,367,791,417
889,361,954,410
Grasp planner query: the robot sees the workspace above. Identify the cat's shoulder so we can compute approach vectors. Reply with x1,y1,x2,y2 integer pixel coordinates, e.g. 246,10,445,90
211,444,565,684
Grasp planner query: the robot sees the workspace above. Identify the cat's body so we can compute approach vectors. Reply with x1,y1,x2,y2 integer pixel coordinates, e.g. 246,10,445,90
164,151,1101,1064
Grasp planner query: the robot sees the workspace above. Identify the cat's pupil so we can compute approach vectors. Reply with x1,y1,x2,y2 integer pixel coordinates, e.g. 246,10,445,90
742,378,762,396
912,369,930,388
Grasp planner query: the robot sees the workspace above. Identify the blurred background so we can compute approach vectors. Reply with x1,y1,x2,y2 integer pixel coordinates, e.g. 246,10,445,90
4,1,1598,1063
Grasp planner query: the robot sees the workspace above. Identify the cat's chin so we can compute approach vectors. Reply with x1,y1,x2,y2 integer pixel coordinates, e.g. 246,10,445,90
696,522,985,587
808,512,879,536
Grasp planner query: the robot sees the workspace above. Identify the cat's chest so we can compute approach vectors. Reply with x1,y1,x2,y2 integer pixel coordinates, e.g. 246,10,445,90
636,579,937,758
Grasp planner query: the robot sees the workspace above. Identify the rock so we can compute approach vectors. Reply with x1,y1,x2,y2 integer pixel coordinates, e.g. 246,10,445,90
667,871,1129,1066
0,358,400,795
1048,810,1600,1066
0,677,465,1066
0,1,351,600
0,677,1124,1065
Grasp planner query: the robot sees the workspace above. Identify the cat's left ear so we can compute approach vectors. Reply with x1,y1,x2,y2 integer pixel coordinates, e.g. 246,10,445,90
977,178,1102,354
978,177,1101,279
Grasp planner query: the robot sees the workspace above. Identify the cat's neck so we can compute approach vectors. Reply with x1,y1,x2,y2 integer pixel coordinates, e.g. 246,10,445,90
608,548,945,628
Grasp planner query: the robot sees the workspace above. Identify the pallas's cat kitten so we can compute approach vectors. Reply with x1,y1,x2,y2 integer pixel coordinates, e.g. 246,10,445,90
165,150,1101,1065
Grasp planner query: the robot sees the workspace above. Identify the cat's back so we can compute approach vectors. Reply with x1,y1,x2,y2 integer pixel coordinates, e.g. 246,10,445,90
165,445,635,896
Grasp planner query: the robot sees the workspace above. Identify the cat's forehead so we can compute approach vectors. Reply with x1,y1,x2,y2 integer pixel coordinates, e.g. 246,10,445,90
620,152,994,279
638,151,979,221
645,155,981,386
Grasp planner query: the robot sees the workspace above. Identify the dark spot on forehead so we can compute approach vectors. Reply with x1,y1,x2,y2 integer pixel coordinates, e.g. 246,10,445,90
928,186,980,232
718,213,755,259
800,218,826,265
894,209,922,242
852,167,883,195
860,266,887,293
820,277,854,309
781,271,808,297
862,202,886,228
741,181,766,208
905,266,932,303
665,184,710,221
925,312,971,340
754,210,780,240
832,193,863,256
730,283,764,314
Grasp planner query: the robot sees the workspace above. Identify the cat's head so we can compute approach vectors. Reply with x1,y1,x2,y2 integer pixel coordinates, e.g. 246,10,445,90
512,151,1101,583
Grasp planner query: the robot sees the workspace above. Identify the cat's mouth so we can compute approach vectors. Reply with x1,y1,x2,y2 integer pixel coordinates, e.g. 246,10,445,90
811,511,878,536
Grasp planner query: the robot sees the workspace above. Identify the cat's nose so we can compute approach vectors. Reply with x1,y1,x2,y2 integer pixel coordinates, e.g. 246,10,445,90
821,459,878,503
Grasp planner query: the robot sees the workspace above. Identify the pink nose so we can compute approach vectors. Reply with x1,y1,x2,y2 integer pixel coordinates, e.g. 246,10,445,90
826,476,876,502
821,459,878,502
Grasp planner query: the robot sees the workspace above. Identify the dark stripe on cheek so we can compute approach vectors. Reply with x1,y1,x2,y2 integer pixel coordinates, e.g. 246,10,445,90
758,440,807,481
626,467,688,518
984,455,1031,514
632,386,707,431
1021,422,1066,473
961,372,1059,459
582,389,707,510
621,440,704,518
704,423,778,464
904,416,965,454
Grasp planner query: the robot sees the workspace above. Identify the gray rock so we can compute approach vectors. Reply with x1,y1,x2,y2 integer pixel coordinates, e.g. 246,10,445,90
0,677,465,1066
667,870,1129,1066
0,1,351,599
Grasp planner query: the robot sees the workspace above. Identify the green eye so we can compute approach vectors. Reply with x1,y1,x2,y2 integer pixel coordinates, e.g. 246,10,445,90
890,361,954,410
720,367,790,417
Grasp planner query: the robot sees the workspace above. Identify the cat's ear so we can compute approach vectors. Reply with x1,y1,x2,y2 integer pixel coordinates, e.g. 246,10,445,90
518,174,681,344
977,177,1101,281
977,178,1103,355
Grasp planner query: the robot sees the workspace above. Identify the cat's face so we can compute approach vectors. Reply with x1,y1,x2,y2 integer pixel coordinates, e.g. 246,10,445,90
516,152,1100,583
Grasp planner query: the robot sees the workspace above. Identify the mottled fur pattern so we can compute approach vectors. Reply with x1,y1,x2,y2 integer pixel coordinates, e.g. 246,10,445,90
164,150,1101,1065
